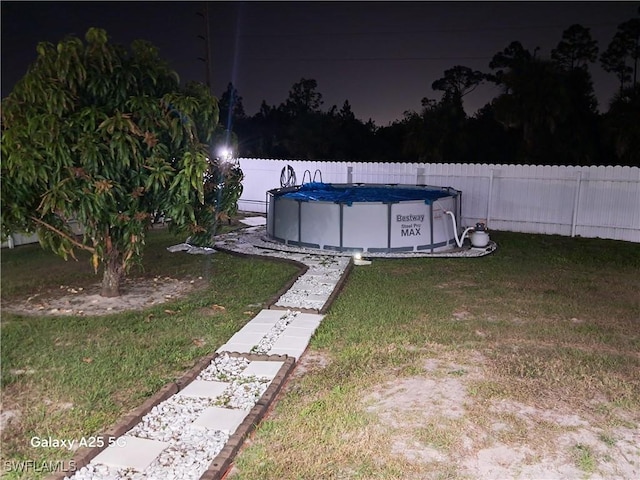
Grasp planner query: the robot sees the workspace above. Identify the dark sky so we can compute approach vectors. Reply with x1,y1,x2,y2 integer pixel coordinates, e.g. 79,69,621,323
2,1,638,125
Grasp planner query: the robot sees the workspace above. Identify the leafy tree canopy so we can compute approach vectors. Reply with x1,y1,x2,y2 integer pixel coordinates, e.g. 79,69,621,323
1,28,242,297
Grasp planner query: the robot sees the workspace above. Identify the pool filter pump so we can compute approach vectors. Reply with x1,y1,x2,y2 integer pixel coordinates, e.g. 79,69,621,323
469,223,490,248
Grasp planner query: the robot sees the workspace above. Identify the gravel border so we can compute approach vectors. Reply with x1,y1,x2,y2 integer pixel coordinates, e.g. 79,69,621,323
212,224,497,259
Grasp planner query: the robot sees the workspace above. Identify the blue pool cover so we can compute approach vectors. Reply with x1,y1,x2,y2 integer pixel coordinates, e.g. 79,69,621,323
280,182,452,204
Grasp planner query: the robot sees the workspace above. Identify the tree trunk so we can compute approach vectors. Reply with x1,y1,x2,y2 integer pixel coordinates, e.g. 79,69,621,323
101,254,124,297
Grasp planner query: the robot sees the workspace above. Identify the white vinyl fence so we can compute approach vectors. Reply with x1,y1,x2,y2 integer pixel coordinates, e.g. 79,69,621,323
237,158,640,243
3,159,638,248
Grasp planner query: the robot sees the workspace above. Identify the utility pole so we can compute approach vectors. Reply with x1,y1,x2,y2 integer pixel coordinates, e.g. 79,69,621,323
197,2,212,93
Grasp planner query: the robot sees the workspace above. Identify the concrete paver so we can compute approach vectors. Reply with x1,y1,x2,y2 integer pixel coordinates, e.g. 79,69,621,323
193,407,251,434
269,342,308,359
177,380,229,399
215,342,257,354
289,313,324,327
250,309,293,323
284,326,320,338
237,322,275,334
271,335,309,351
240,361,284,379
224,331,268,345
91,436,169,471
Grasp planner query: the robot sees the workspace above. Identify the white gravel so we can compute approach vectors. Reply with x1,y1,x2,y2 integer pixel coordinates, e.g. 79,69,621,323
65,354,273,480
250,310,299,354
212,224,496,258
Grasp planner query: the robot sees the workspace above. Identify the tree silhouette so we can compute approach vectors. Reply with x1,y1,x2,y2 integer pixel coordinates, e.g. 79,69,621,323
548,24,601,165
282,78,324,117
215,13,640,167
219,82,246,131
488,42,581,163
431,65,484,100
601,17,640,93
551,24,599,70
602,84,640,166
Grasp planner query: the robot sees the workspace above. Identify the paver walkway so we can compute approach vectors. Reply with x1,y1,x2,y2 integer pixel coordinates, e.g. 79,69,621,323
60,221,351,480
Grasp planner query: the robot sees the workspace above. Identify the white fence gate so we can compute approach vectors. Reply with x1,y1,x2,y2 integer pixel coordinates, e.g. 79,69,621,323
237,159,640,243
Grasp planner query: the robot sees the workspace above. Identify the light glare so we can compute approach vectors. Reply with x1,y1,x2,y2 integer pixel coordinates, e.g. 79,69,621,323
217,146,233,161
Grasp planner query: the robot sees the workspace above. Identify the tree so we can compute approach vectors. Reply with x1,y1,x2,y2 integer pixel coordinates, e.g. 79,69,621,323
488,42,577,163
431,65,484,100
218,82,246,131
602,84,640,166
400,94,467,163
487,41,533,91
425,65,483,163
551,24,599,70
328,100,378,160
243,100,291,157
1,28,241,297
273,78,327,159
338,100,356,122
548,24,601,165
282,78,324,117
601,17,640,93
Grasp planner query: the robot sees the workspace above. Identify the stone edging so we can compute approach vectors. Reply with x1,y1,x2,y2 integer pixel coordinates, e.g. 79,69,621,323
44,353,296,480
319,259,354,314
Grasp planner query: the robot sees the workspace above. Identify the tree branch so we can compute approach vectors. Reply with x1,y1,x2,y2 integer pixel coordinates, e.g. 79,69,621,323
29,216,96,254
462,84,480,98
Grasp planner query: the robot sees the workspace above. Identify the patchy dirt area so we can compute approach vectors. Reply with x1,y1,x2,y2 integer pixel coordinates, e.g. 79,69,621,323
2,276,205,317
364,354,639,480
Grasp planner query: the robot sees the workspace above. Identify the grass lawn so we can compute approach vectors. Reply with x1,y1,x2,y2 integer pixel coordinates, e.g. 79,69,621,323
2,229,638,479
231,231,640,479
0,227,300,479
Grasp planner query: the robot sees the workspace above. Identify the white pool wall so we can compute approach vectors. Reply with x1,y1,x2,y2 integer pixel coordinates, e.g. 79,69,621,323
267,184,460,253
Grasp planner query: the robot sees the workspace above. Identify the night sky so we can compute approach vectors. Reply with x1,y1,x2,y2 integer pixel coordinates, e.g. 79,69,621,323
2,1,637,125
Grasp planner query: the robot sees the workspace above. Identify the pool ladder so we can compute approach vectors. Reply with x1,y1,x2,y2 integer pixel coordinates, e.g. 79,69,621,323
302,169,323,185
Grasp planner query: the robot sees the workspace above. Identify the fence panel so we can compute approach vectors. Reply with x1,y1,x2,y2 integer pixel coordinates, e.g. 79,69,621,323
236,158,639,242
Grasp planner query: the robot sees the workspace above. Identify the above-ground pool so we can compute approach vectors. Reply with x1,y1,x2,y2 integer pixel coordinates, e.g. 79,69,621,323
266,182,462,253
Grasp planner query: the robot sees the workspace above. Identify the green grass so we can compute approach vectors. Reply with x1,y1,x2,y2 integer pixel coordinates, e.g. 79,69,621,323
232,231,640,479
3,230,639,479
574,444,597,473
1,227,299,479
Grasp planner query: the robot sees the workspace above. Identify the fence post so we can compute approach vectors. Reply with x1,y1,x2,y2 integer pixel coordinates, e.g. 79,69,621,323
416,167,426,185
487,169,496,228
571,171,582,238
347,166,353,184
